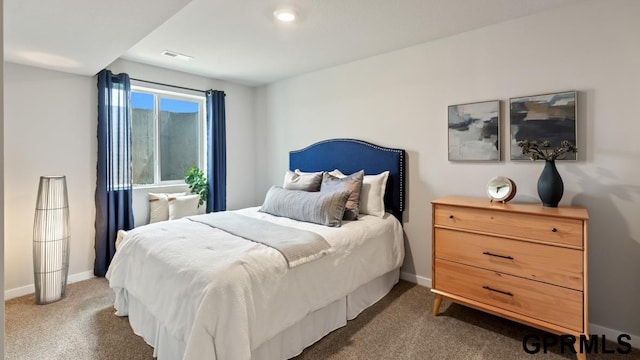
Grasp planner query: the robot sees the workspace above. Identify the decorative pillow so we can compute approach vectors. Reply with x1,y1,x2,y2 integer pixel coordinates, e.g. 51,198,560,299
331,170,389,217
259,186,351,227
283,170,323,191
115,229,128,250
293,169,321,175
328,169,345,178
168,194,200,220
148,192,187,223
321,170,364,220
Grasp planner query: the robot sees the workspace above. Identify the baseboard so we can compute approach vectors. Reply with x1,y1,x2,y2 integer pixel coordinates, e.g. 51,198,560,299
400,271,431,288
4,270,95,300
588,323,640,350
398,272,638,350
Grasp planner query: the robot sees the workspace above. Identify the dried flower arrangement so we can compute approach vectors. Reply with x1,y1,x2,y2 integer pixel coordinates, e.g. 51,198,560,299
517,140,577,161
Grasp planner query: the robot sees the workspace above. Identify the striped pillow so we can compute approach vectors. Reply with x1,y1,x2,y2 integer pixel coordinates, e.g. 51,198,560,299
259,186,351,227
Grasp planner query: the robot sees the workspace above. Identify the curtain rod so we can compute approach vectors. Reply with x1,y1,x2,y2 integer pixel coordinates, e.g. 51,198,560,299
130,77,207,93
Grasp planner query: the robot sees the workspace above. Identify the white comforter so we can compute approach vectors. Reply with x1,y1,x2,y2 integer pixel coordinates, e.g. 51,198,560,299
106,207,404,360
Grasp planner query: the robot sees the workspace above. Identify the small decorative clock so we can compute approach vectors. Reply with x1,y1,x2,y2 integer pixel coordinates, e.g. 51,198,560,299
486,176,517,203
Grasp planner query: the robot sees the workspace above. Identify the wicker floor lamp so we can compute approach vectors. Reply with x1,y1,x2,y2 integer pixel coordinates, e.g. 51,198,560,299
33,175,70,304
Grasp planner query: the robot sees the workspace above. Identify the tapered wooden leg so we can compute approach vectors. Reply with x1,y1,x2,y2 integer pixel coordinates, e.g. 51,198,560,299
573,341,586,360
432,294,443,316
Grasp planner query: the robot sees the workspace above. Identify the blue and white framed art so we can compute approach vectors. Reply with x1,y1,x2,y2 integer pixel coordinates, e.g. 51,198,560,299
510,91,577,160
448,100,500,161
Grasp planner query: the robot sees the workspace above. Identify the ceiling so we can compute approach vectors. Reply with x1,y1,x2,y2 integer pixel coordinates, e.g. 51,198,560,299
5,0,584,87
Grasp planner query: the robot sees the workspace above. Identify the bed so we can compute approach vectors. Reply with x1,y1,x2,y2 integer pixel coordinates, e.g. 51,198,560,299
106,138,406,360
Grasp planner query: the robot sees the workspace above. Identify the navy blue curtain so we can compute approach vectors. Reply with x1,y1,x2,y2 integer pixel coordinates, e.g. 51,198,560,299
94,70,135,276
206,90,227,212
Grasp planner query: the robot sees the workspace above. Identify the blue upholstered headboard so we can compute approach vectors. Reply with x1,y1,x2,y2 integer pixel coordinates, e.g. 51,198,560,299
289,138,406,223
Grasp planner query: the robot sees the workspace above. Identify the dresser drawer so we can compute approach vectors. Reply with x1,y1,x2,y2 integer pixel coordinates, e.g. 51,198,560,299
434,259,583,332
434,205,583,248
434,228,583,290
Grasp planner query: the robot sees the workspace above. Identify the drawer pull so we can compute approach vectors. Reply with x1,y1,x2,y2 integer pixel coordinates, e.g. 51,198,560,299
482,286,513,296
482,251,514,260
552,227,558,232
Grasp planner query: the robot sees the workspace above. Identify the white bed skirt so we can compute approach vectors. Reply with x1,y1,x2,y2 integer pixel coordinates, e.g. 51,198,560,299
124,268,400,359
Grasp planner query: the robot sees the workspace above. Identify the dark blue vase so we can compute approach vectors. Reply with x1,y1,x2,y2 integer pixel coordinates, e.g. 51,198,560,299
537,160,564,207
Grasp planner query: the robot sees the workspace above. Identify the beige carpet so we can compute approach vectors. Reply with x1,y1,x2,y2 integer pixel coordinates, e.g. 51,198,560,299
5,278,153,360
5,278,639,359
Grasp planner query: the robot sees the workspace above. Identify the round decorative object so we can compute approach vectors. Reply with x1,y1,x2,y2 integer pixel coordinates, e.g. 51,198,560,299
537,160,564,207
486,176,517,203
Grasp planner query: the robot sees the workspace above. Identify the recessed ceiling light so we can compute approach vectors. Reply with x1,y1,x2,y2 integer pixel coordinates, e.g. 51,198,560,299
273,9,296,22
161,50,194,61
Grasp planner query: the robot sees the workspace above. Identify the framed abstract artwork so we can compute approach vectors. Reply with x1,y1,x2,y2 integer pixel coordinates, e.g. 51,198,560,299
448,100,500,161
510,91,577,160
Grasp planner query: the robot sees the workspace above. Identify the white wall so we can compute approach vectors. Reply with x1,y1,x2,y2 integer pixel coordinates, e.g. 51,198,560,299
4,59,256,297
255,0,640,342
4,63,97,297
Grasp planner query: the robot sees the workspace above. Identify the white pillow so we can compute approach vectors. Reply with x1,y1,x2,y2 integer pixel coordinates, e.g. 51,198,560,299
168,194,200,220
294,169,321,175
148,192,187,223
331,169,389,217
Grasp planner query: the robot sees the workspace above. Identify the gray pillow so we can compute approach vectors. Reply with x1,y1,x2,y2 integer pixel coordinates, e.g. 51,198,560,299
259,186,352,227
283,170,323,191
321,170,364,220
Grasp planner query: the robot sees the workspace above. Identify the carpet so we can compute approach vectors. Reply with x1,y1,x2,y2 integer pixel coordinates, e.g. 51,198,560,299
5,278,638,359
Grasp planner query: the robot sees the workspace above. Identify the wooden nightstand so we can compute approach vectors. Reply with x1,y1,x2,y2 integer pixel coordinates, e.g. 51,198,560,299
431,196,589,359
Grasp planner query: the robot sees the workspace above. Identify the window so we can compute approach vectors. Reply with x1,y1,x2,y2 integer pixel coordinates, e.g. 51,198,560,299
130,87,206,186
